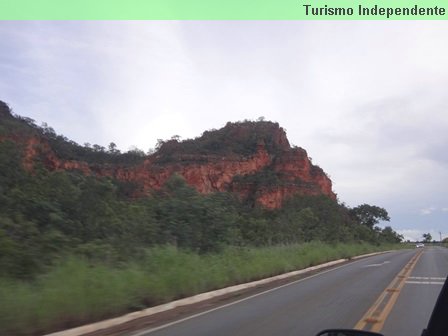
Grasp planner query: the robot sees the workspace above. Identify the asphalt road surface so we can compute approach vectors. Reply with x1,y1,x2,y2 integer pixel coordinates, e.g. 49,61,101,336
132,247,448,336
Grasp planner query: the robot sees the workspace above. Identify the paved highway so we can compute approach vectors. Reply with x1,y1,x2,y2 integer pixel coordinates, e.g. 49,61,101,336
131,247,448,336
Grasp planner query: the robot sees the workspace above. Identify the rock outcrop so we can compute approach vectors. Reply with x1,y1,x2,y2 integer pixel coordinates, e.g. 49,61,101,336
1,103,336,208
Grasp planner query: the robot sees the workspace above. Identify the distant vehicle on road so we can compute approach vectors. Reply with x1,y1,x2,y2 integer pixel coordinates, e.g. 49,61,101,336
416,243,425,248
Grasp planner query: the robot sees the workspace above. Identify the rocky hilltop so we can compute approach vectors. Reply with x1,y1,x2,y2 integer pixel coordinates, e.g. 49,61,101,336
0,101,336,208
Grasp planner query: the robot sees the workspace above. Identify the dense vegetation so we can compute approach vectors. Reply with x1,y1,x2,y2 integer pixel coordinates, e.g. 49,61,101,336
0,101,403,334
0,101,287,165
0,101,146,165
0,137,401,280
0,242,399,336
156,119,288,159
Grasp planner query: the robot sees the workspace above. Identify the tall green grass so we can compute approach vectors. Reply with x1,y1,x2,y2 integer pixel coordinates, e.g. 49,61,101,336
0,242,399,335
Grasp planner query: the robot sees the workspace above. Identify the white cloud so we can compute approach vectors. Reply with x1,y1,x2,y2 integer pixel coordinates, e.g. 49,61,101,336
420,207,436,215
397,229,424,242
397,229,443,242
1,21,448,236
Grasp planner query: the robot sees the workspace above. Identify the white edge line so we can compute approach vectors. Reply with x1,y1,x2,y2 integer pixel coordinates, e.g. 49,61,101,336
131,255,389,336
408,277,446,280
406,281,444,285
44,250,393,336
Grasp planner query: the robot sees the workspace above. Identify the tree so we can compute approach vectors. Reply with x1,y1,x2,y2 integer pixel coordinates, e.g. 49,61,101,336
380,226,403,243
108,142,120,155
155,139,165,150
127,146,145,156
422,233,432,243
350,204,390,228
92,144,105,152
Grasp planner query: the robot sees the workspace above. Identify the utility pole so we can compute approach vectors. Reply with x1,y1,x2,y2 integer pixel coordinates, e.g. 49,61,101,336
439,231,442,243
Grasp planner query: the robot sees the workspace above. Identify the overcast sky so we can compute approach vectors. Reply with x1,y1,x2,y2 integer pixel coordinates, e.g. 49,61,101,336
1,21,447,241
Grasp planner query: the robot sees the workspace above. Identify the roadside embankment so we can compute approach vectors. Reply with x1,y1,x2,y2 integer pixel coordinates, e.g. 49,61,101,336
0,242,401,336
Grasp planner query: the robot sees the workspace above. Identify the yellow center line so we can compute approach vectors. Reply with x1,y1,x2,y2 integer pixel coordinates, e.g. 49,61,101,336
354,250,423,332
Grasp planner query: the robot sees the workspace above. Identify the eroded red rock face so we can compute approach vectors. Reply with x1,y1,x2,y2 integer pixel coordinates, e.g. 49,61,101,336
229,146,335,208
8,122,336,208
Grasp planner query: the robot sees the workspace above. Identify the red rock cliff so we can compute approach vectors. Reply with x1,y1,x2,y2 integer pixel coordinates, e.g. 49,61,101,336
3,116,336,208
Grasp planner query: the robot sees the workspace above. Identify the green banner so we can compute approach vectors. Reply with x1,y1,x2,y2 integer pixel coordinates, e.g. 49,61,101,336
0,0,447,20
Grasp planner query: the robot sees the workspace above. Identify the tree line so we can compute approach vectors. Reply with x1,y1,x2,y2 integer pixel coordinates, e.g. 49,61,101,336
0,139,402,281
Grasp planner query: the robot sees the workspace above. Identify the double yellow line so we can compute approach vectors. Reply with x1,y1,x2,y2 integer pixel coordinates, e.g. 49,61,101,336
354,250,423,332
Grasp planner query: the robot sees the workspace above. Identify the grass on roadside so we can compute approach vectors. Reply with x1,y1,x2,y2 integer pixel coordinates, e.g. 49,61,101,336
0,242,400,336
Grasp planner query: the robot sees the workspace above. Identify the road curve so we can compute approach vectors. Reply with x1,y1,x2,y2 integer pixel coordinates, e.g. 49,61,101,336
130,247,448,336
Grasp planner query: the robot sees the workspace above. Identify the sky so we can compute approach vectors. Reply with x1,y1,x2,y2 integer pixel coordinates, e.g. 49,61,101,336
0,21,447,241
